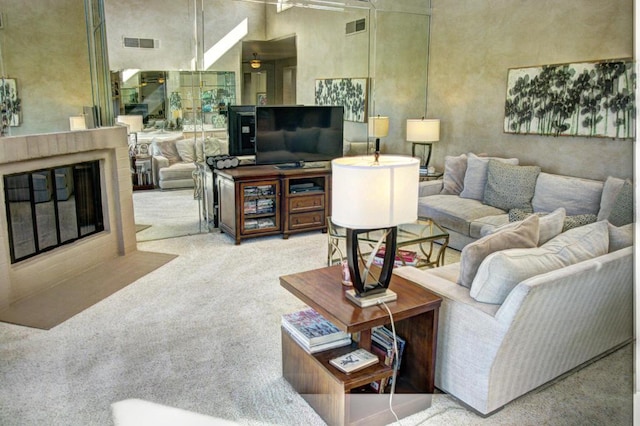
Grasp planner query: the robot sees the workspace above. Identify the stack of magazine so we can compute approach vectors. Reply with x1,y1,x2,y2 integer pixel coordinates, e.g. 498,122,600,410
281,308,351,354
369,326,406,393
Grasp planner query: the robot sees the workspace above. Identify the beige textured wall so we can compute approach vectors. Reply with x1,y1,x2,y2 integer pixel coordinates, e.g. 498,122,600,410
428,0,633,180
0,0,92,135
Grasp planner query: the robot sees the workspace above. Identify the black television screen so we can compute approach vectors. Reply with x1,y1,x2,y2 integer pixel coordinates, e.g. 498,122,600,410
255,105,344,166
227,105,255,157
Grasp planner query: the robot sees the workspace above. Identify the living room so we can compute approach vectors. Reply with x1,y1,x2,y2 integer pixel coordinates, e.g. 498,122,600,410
0,0,635,425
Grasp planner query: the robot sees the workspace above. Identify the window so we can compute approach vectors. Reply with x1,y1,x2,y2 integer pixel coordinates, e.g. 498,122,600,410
4,161,104,263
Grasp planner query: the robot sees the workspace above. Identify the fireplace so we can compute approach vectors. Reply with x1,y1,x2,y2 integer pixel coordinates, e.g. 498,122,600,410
0,127,137,308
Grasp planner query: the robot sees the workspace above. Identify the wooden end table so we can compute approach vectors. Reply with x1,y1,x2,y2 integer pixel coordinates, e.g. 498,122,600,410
280,265,442,426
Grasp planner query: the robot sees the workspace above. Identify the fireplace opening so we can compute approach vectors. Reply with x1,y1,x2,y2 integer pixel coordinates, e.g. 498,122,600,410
4,161,104,263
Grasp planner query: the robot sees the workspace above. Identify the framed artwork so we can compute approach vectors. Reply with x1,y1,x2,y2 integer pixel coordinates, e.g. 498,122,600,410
504,60,635,139
315,78,368,122
0,78,20,129
256,92,267,106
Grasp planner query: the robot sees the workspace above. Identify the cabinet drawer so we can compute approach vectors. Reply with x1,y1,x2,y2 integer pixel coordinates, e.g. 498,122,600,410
289,194,324,213
289,211,325,230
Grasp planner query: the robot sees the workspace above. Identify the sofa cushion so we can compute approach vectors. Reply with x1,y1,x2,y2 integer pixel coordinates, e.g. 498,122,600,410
158,162,198,181
153,139,182,165
597,176,626,221
457,214,539,288
531,172,603,215
440,154,467,195
176,139,196,163
607,179,633,227
492,207,566,245
483,160,541,211
418,194,506,237
459,153,519,201
608,222,633,252
470,220,609,304
471,214,509,239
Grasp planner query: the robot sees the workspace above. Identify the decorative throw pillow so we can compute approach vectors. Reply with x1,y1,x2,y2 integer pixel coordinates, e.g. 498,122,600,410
175,139,196,163
470,220,609,304
608,179,633,227
440,154,467,195
457,214,539,288
459,153,519,201
562,213,597,231
597,176,626,221
153,139,182,165
483,160,541,211
608,222,633,252
505,207,566,245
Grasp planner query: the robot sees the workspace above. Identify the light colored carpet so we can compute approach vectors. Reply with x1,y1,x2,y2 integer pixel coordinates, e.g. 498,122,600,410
133,189,205,241
0,231,632,425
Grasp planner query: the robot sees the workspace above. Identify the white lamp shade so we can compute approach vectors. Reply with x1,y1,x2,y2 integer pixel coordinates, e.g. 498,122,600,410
406,118,440,142
69,115,87,131
368,116,389,138
331,155,419,229
117,114,144,133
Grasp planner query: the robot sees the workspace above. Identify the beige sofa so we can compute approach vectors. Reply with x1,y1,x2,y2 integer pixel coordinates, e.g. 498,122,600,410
397,152,634,415
151,136,228,190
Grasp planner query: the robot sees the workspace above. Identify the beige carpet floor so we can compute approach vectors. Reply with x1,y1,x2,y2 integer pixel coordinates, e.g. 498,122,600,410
0,229,632,425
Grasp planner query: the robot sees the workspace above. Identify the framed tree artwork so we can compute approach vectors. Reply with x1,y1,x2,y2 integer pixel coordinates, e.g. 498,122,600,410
504,60,635,139
0,77,20,135
315,78,368,122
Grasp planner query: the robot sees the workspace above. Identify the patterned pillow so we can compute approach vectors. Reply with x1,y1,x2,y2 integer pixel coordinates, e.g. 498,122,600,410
459,153,519,201
483,160,541,211
562,214,597,231
608,179,633,226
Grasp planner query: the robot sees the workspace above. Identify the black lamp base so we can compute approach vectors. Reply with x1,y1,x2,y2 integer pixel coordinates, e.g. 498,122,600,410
345,227,398,307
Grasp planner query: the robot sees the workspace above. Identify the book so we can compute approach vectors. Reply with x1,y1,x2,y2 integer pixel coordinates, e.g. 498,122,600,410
329,348,379,374
373,247,418,267
281,308,350,347
284,328,352,354
370,326,406,387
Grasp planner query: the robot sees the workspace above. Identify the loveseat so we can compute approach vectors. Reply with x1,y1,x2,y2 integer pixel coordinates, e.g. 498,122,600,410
151,136,228,190
394,152,634,415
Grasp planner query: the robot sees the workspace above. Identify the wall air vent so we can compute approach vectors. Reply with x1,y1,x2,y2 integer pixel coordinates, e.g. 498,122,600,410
345,18,366,36
123,37,160,49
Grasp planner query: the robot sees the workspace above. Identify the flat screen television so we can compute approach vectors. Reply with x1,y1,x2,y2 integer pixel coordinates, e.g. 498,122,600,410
255,105,344,166
227,105,256,157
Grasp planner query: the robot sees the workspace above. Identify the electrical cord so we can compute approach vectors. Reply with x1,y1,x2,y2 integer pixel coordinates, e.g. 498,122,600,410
379,300,400,424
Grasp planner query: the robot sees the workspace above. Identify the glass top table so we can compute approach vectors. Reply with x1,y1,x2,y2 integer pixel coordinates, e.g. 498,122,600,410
327,217,450,268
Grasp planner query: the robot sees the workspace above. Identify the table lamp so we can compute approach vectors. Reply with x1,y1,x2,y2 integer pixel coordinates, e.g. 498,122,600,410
332,155,419,307
406,118,440,170
117,114,144,141
368,115,389,155
69,115,87,131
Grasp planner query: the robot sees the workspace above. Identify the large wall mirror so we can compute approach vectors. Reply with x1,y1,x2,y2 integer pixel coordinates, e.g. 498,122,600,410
0,0,431,239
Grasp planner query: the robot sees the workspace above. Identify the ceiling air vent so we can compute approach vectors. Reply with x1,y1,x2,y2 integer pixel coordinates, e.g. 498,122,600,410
123,37,160,49
345,18,366,36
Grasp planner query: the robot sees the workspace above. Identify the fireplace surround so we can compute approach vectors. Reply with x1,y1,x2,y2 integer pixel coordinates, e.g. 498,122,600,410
0,127,137,308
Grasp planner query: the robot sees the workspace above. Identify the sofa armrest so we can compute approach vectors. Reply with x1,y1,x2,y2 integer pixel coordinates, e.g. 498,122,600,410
419,180,443,197
152,155,169,186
